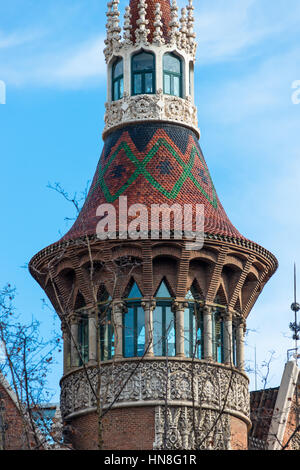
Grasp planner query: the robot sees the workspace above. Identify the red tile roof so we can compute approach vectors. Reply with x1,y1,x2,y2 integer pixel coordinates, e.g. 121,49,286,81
62,123,245,242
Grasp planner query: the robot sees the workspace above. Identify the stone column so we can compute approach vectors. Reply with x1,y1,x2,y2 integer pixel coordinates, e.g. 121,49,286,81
142,299,156,357
223,311,233,365
62,321,71,375
203,306,213,360
236,318,245,371
69,315,79,368
112,300,126,360
88,310,97,365
173,301,188,358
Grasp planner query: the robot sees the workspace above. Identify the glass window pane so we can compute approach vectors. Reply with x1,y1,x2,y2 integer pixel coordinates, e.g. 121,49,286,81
133,74,142,95
79,318,89,364
124,307,135,357
184,308,191,357
145,73,153,93
119,78,124,99
173,76,180,97
153,306,163,356
213,312,223,363
163,53,181,74
164,73,171,94
166,307,176,357
137,307,145,357
113,59,123,79
155,280,172,298
197,311,203,359
132,52,154,71
128,282,142,299
100,310,113,361
114,80,119,101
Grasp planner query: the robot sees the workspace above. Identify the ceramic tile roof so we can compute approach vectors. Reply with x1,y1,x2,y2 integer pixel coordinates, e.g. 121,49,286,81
129,0,172,44
62,123,245,242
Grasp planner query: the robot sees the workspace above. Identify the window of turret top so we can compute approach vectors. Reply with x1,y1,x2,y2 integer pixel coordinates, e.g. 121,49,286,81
99,290,114,361
123,281,145,358
78,315,89,365
132,51,155,95
184,287,203,359
163,53,183,98
112,57,124,101
153,280,176,357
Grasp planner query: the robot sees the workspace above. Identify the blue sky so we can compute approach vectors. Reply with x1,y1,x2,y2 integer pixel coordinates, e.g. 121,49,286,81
0,0,300,399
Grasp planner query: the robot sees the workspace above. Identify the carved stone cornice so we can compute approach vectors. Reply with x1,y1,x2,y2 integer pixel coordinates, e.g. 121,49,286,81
103,91,199,138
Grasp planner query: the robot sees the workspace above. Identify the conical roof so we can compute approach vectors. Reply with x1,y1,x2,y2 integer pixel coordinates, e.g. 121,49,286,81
62,123,245,242
129,0,172,44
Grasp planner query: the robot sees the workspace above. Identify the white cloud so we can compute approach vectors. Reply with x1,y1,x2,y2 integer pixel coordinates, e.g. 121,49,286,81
0,35,106,88
201,47,300,123
193,0,300,64
0,29,42,49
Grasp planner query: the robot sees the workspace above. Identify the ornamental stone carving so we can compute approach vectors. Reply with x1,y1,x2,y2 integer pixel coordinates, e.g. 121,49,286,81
60,360,250,424
153,406,231,450
104,93,199,138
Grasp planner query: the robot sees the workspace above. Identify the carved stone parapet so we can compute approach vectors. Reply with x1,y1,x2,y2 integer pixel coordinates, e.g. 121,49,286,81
103,92,199,139
60,359,250,426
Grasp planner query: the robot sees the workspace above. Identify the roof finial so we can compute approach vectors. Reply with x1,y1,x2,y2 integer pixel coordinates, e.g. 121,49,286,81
153,3,165,46
186,0,196,55
179,7,188,50
169,0,180,44
123,6,133,46
104,1,121,62
111,0,121,45
135,0,150,45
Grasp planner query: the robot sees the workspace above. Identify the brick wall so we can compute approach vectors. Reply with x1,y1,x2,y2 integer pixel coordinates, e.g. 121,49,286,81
69,407,156,450
0,382,30,450
230,416,248,450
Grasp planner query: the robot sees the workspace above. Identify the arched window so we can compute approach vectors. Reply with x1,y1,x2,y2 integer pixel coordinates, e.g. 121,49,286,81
99,288,114,361
78,316,89,365
112,57,124,101
153,280,176,357
123,281,145,358
184,287,203,359
163,53,182,97
132,51,155,95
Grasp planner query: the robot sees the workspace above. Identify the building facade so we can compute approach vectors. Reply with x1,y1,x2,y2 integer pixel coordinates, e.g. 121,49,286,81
29,0,278,450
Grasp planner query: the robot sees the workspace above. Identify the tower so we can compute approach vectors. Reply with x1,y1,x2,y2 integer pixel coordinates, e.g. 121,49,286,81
29,0,278,450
